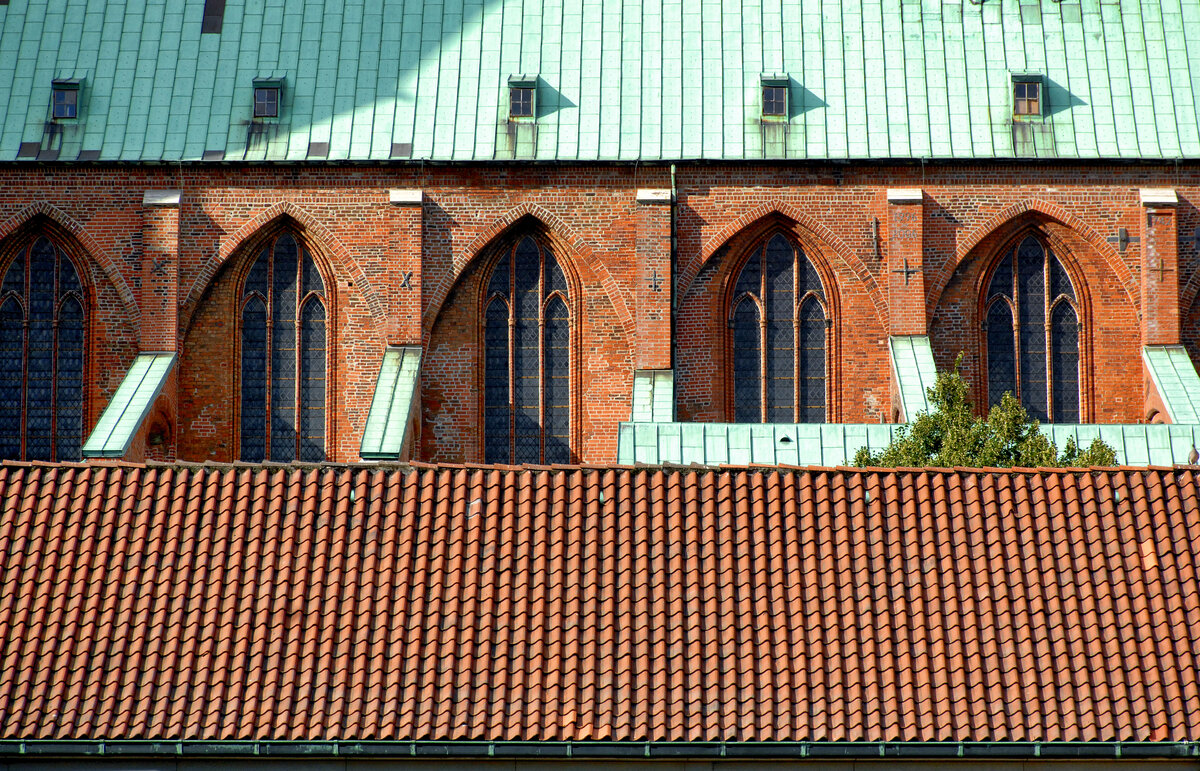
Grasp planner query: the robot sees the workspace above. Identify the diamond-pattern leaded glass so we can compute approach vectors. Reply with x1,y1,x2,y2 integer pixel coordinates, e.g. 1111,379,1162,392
728,232,826,422
239,232,326,461
0,299,23,459
543,297,570,464
1051,302,1080,423
798,297,826,423
482,235,572,464
732,299,761,423
240,296,268,462
0,236,86,460
985,235,1080,421
299,298,326,462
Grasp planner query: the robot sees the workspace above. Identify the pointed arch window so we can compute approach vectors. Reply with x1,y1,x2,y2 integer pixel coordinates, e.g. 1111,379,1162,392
240,232,327,462
729,232,827,423
483,235,571,464
0,236,85,461
983,234,1080,422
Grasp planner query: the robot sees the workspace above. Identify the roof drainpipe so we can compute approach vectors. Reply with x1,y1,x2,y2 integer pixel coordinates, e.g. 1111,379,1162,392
669,162,678,371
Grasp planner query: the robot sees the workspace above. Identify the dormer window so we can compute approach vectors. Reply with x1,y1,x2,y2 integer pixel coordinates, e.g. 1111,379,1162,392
761,75,789,119
509,75,536,120
51,80,80,119
252,76,284,118
1013,75,1042,117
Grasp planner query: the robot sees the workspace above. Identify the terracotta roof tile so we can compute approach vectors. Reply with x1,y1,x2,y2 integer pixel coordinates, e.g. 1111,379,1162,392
0,462,1198,742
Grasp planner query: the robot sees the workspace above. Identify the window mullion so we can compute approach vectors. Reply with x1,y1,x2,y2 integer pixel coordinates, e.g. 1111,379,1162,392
537,254,546,464
264,244,273,457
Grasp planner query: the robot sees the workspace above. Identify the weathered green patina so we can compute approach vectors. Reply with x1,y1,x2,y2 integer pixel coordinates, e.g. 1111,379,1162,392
3,0,1198,162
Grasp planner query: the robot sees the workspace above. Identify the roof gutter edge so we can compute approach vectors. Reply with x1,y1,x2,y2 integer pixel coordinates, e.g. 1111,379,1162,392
1,741,1197,760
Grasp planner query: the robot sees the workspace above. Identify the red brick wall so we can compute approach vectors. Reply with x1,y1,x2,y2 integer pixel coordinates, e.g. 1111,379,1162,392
0,162,1195,463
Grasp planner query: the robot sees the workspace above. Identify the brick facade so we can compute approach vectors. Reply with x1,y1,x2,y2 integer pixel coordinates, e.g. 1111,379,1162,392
0,162,1195,463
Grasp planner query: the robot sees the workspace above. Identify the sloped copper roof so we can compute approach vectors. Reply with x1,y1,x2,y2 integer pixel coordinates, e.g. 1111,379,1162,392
1,462,1198,743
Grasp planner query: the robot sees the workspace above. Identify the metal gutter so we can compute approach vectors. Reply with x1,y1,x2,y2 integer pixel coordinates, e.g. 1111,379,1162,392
0,741,1198,760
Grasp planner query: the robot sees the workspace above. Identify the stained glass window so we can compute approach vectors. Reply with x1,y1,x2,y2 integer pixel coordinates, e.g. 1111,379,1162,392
0,236,86,460
729,233,827,422
483,235,571,464
240,232,327,461
983,235,1079,422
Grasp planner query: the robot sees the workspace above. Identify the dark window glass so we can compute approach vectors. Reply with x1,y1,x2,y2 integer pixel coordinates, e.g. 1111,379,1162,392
1051,302,1079,423
510,87,534,118
483,236,571,463
730,233,826,422
254,87,279,118
239,233,326,461
762,85,787,117
201,0,226,33
1014,81,1040,116
0,236,86,460
984,235,1079,421
52,88,77,119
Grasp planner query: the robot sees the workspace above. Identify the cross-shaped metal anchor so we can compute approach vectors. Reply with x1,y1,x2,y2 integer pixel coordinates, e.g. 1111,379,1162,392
1151,258,1174,282
150,257,169,276
648,268,663,292
399,271,413,289
1105,227,1140,254
891,258,921,285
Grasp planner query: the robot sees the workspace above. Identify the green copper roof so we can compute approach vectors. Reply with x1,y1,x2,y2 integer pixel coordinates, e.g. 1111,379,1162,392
360,346,421,460
889,335,939,421
3,0,1199,162
81,353,175,459
631,369,674,422
1142,345,1200,424
618,421,1200,466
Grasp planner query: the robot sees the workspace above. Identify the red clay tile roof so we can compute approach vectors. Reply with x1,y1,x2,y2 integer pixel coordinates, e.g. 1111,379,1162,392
0,462,1198,743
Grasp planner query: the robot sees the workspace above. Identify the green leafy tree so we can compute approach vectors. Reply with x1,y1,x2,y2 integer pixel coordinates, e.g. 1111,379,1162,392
854,357,1117,468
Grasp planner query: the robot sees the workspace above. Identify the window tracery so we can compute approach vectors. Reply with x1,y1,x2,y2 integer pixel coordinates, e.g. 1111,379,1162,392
729,232,827,423
0,235,85,461
483,235,571,464
240,232,327,461
983,234,1079,422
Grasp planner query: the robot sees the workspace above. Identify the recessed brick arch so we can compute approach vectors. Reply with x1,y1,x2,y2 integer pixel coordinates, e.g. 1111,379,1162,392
933,198,1136,309
0,202,140,339
686,200,886,327
424,203,635,344
181,200,386,335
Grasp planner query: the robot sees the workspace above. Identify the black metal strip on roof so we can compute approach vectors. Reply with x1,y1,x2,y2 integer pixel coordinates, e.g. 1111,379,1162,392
0,741,1198,760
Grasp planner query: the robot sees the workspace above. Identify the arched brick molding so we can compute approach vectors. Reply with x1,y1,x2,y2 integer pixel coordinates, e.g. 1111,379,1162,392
686,201,886,327
0,202,140,339
934,199,1136,310
424,203,636,344
181,200,386,336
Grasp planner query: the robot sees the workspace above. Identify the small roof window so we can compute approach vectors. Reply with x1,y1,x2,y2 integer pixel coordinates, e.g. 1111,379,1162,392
1012,74,1043,118
51,79,81,120
252,76,284,119
508,75,536,120
761,74,789,119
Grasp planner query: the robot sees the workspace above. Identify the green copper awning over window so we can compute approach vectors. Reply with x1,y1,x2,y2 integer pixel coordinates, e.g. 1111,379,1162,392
1142,345,1200,424
360,346,421,460
81,352,175,458
889,335,939,422
631,369,673,423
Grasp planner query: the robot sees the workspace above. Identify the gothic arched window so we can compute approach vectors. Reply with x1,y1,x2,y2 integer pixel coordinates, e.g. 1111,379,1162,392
483,236,571,464
0,236,85,461
239,232,327,462
729,232,827,423
983,234,1080,422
